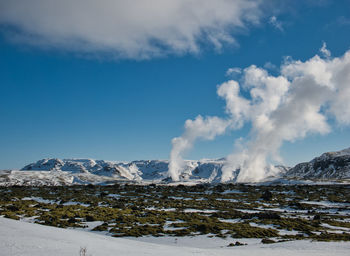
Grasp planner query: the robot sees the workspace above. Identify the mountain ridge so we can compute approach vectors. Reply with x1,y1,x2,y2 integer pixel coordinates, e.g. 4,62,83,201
0,147,349,186
284,147,350,180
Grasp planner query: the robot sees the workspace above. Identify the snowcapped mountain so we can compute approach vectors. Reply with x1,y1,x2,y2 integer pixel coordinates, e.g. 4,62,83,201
22,158,143,180
284,148,350,180
21,158,227,181
1,147,349,186
0,158,226,186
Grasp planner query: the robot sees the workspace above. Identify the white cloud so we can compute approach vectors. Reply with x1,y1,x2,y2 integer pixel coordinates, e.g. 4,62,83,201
263,61,277,71
320,42,331,58
0,0,265,59
169,45,350,182
269,16,283,31
226,67,242,77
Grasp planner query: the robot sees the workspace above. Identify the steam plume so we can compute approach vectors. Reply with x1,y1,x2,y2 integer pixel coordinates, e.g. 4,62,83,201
169,44,350,182
169,116,231,181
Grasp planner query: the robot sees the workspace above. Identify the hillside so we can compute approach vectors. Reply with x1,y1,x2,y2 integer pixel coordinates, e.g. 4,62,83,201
285,148,350,180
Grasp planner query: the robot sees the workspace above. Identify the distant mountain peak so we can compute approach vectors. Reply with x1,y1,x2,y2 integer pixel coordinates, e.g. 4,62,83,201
285,147,350,180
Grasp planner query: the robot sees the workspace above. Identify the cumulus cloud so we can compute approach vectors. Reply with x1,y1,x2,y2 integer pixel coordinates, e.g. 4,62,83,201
169,44,350,182
0,0,266,59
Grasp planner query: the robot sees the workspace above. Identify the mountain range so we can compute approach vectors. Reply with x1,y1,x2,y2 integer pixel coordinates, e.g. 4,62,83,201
0,148,349,186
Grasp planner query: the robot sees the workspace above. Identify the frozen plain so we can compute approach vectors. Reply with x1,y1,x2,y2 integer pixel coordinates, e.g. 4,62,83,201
1,217,350,256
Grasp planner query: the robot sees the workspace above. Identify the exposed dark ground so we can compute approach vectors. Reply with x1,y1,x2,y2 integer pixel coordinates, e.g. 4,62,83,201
1,183,350,243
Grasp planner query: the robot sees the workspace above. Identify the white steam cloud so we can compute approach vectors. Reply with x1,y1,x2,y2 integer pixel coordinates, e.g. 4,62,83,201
0,0,264,59
169,44,350,182
169,116,231,181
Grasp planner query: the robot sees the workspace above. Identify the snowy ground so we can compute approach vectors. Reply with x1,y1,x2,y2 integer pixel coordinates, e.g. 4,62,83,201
1,217,350,256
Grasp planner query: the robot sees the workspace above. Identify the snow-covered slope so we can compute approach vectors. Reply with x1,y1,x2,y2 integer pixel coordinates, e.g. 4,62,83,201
1,147,349,186
1,217,350,256
22,158,142,179
0,158,226,186
285,148,350,179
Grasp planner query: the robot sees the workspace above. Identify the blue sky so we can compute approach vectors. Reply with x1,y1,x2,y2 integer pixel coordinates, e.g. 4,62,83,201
1,0,350,169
